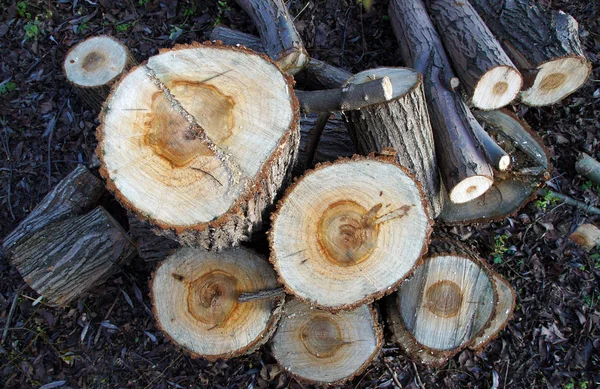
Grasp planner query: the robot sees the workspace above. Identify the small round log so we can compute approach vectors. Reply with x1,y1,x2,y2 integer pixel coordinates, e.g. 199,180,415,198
271,299,382,385
97,42,299,250
64,36,136,110
151,247,283,360
387,239,497,366
469,272,516,351
575,153,600,186
569,223,600,251
470,0,591,106
428,0,522,110
270,153,432,311
343,67,443,217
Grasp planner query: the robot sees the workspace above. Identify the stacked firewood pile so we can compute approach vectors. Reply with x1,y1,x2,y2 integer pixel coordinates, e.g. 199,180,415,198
2,0,597,385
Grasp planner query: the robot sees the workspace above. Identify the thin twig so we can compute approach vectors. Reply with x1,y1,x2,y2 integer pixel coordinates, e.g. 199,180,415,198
412,362,425,389
384,362,403,388
2,286,24,345
94,296,120,345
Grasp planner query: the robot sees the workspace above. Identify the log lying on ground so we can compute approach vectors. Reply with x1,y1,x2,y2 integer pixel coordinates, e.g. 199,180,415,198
389,0,494,204
440,109,550,224
270,152,432,311
470,116,511,171
209,26,352,89
234,0,309,75
470,0,591,106
64,36,136,110
575,153,600,186
151,247,283,360
343,67,444,217
2,165,105,252
97,43,299,250
427,0,522,110
9,206,136,306
386,239,497,366
271,299,382,384
569,224,600,251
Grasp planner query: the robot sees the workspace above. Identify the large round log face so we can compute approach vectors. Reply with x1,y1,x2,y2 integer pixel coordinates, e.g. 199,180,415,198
271,157,432,310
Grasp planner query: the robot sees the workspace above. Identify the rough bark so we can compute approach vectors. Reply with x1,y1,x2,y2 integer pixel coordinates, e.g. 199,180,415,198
389,0,494,204
9,206,136,306
234,0,309,74
427,0,522,110
343,67,444,218
2,165,105,252
575,153,600,186
64,36,136,110
97,43,299,250
209,25,352,89
127,214,180,261
470,0,591,106
270,153,432,311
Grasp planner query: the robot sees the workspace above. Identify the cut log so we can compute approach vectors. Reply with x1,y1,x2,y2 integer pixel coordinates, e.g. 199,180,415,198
569,223,600,251
9,206,136,306
469,272,516,352
440,109,550,224
209,25,352,89
64,36,136,110
294,77,393,113
127,214,180,261
470,117,511,171
470,0,591,106
234,0,309,75
343,67,444,218
389,0,494,204
427,0,522,110
386,239,497,366
575,153,600,186
151,247,283,360
97,42,299,250
2,165,105,252
270,299,382,384
270,153,432,311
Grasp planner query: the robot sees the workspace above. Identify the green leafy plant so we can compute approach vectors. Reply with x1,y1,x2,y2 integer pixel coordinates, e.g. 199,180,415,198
23,18,40,41
491,233,510,264
0,81,16,95
535,191,559,211
581,180,600,196
17,1,31,19
182,3,197,17
139,0,150,5
213,0,232,26
115,22,134,32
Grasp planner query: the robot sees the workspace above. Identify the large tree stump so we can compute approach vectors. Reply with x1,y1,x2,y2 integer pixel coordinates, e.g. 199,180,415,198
64,36,136,110
271,299,382,384
427,0,522,110
470,0,591,106
2,165,105,252
97,43,299,250
234,0,308,75
343,67,444,217
386,239,497,366
389,0,494,204
270,153,432,311
9,206,136,306
151,247,283,360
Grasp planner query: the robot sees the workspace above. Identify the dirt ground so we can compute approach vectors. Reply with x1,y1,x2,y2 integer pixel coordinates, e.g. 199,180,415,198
0,0,599,388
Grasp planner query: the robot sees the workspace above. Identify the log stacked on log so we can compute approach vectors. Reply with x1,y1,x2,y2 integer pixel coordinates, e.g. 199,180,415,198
470,0,591,106
64,36,136,110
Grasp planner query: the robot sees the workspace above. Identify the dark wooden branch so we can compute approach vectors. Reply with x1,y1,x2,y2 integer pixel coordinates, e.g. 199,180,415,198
470,116,511,171
575,153,600,186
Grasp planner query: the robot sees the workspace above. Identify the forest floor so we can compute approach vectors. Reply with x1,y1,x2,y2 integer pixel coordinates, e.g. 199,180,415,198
0,0,599,388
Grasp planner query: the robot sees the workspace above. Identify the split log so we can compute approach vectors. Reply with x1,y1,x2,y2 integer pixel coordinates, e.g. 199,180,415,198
343,67,444,217
270,299,382,384
386,239,497,366
209,25,352,89
151,247,283,360
2,165,105,252
270,153,432,311
294,77,393,113
470,0,591,106
97,42,299,250
64,36,136,110
127,215,180,261
234,0,309,75
575,153,600,186
427,0,522,110
9,206,136,306
469,272,516,351
569,224,600,251
440,109,549,224
389,0,494,204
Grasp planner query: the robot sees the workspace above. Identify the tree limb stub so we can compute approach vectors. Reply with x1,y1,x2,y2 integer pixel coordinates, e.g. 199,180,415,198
295,77,393,113
575,153,600,186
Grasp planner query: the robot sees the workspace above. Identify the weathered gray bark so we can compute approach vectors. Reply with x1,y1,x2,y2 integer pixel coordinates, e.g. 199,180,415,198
389,0,494,204
9,207,136,306
127,214,180,262
575,153,600,186
2,165,105,252
470,114,510,171
427,0,521,110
